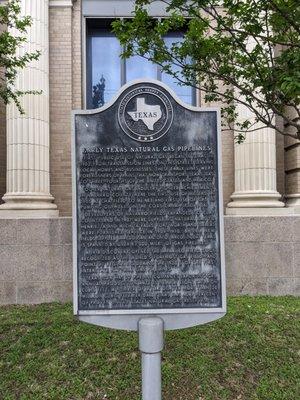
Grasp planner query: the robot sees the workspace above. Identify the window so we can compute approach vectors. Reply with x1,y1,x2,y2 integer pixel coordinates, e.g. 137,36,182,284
86,19,196,109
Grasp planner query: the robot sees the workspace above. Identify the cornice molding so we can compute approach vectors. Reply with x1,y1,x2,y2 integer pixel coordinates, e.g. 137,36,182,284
0,0,74,7
49,0,74,7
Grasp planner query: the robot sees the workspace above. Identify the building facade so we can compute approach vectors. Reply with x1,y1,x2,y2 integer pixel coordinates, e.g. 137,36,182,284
0,0,299,304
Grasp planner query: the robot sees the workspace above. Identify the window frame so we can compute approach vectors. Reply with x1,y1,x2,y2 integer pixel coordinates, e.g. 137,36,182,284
82,2,198,108
86,24,125,109
82,0,170,18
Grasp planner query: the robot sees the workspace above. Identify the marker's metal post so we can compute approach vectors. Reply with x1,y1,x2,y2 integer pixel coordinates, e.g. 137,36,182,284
138,317,164,400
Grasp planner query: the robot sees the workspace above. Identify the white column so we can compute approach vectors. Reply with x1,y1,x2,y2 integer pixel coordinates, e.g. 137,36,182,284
226,31,290,215
0,0,58,218
226,102,288,215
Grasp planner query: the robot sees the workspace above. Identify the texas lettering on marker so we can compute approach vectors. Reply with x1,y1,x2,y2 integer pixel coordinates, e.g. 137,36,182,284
128,97,162,130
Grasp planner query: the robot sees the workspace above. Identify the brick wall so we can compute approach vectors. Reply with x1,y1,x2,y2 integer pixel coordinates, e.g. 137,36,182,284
276,119,286,197
49,5,74,216
200,89,235,209
0,95,5,204
72,0,82,110
221,129,235,209
276,134,285,197
48,1,236,215
285,136,300,198
49,1,82,216
0,2,293,215
0,23,6,203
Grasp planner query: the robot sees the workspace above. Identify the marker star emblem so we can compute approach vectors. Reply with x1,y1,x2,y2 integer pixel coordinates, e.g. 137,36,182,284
118,85,173,142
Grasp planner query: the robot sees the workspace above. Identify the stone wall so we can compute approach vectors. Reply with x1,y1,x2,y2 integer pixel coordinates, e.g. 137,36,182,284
225,216,300,295
0,216,299,305
0,218,72,304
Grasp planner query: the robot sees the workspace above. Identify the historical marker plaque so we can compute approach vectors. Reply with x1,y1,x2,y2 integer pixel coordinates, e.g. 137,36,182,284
73,80,226,331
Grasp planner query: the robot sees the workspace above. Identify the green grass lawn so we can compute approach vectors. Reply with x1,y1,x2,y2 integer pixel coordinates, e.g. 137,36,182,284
0,297,299,400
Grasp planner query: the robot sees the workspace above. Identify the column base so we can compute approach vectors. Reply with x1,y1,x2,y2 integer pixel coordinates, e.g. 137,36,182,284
0,193,59,219
226,191,289,215
286,194,300,214
226,207,292,216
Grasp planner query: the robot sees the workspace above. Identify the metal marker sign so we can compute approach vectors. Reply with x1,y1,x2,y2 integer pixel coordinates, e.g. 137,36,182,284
72,80,226,399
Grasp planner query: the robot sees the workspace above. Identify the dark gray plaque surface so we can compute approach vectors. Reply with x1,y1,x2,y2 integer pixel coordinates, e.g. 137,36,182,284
73,80,225,318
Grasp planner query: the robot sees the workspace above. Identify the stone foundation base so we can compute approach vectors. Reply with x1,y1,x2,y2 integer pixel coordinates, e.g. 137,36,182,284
0,210,59,219
0,216,299,305
225,215,300,295
0,218,72,304
226,207,292,216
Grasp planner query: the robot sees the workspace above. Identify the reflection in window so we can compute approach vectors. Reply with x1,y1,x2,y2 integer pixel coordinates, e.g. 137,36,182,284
92,75,106,108
86,20,195,109
162,35,193,105
126,54,157,82
88,34,121,108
